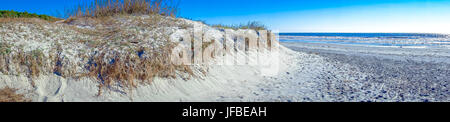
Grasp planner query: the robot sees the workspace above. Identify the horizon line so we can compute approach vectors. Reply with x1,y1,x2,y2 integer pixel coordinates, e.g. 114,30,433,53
277,32,450,34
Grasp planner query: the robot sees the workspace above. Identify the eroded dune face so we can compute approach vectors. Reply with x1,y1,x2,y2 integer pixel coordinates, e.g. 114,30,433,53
170,24,280,66
0,15,284,102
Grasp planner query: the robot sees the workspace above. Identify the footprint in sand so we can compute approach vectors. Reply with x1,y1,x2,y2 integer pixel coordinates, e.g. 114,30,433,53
33,75,67,102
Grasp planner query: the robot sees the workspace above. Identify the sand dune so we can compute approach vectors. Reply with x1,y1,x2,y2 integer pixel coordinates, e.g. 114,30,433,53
2,15,448,102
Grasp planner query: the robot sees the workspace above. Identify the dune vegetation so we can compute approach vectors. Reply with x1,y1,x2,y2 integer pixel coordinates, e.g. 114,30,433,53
0,10,61,22
0,0,194,96
64,0,178,22
212,21,267,30
0,87,30,102
0,0,276,102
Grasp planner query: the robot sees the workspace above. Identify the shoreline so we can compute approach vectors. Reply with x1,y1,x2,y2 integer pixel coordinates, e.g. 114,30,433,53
281,41,450,63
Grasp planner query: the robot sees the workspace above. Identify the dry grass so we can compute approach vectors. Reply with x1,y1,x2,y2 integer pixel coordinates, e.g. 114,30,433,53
202,39,215,50
14,49,46,78
212,21,267,31
0,45,53,81
0,42,11,75
0,87,31,102
66,0,178,19
83,42,194,95
29,49,45,77
0,42,11,55
267,32,272,50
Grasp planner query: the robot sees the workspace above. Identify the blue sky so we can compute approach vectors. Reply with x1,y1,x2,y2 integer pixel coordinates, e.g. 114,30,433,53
1,0,450,33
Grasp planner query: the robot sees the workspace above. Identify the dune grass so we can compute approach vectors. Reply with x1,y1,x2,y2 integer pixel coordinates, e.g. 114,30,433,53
0,1,189,96
212,21,267,30
66,0,178,18
0,42,11,55
83,42,194,96
0,87,30,102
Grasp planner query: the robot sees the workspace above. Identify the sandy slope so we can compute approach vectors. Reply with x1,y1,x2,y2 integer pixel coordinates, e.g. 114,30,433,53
1,15,303,102
4,39,447,102
1,43,375,102
0,46,305,102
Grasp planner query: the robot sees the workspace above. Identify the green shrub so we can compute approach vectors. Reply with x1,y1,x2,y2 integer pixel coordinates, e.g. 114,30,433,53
0,10,60,21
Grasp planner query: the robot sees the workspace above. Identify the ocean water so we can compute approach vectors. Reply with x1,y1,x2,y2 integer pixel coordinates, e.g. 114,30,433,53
279,33,450,49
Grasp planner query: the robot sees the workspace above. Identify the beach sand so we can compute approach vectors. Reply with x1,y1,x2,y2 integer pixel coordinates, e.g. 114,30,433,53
280,42,450,102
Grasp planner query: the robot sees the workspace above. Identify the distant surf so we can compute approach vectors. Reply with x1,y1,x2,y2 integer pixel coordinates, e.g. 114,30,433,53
279,33,450,49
